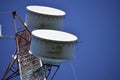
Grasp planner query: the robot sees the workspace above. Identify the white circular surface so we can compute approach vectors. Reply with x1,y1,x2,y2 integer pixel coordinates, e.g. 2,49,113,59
27,5,66,16
32,30,77,42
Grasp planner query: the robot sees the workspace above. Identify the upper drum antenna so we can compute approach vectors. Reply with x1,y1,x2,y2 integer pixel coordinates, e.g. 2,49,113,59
25,5,66,31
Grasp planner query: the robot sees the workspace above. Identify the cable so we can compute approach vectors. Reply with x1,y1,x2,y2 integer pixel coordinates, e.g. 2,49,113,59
0,35,15,39
69,62,78,80
3,35,15,39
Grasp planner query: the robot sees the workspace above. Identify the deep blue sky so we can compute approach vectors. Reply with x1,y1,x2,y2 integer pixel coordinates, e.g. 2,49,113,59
0,0,120,80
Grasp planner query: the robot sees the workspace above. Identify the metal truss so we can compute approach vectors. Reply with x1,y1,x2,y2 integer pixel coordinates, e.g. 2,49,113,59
2,11,60,80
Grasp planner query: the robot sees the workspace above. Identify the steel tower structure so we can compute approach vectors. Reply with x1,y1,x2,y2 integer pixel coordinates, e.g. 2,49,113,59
2,11,60,80
2,11,42,80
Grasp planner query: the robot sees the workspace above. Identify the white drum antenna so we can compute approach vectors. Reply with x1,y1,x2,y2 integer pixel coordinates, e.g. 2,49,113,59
0,24,2,37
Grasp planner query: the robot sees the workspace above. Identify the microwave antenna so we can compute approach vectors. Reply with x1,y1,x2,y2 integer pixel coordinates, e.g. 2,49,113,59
1,5,78,80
